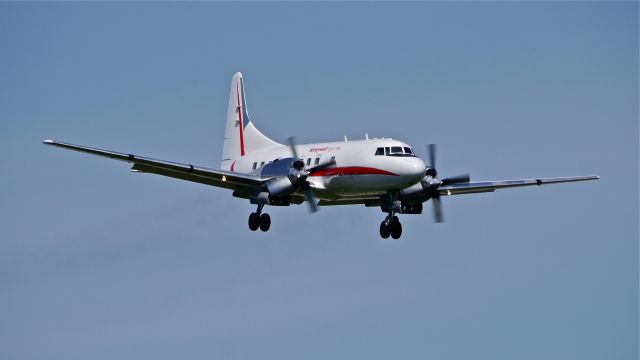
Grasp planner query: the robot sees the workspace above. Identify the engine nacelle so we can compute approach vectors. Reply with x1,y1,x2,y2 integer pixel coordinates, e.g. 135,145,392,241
260,157,298,177
380,201,423,214
399,174,442,204
249,191,291,206
401,202,423,214
268,195,291,206
399,180,429,202
266,176,297,197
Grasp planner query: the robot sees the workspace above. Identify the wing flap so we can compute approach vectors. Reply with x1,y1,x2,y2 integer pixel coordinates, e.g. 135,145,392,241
130,163,237,190
438,175,599,196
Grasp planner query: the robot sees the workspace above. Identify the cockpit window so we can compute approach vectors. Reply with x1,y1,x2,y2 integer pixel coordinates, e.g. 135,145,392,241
390,146,403,155
378,145,416,157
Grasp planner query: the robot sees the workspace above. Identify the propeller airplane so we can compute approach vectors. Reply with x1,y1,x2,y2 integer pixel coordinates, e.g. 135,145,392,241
44,72,599,239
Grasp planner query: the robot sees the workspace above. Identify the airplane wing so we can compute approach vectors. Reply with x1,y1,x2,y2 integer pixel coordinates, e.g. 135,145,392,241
438,175,600,196
43,140,266,190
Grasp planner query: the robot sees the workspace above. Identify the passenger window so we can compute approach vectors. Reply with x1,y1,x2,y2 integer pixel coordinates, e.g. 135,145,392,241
385,147,390,156
306,158,311,166
314,157,320,165
375,147,384,156
252,162,257,170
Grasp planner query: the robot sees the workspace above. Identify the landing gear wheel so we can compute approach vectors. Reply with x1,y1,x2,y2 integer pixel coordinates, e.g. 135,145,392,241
259,213,271,232
379,220,391,239
248,212,260,231
390,220,402,239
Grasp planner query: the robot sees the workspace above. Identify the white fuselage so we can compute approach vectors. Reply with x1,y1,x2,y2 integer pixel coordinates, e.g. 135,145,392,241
228,138,426,201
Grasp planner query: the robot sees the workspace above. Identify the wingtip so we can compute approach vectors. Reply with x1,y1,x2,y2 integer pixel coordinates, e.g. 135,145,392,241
43,139,54,144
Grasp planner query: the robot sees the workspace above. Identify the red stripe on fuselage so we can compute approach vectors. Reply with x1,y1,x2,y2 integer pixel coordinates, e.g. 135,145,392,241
236,82,245,156
309,166,399,177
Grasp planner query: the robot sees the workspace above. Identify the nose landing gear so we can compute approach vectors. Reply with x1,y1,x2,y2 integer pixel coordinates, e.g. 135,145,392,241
248,204,271,232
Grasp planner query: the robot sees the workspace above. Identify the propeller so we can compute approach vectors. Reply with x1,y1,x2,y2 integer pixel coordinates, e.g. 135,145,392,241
427,143,437,175
286,137,335,213
301,182,319,213
424,144,470,223
432,194,444,223
286,136,300,160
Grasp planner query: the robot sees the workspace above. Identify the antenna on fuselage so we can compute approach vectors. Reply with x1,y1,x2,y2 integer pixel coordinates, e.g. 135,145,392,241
365,133,369,140
344,135,348,142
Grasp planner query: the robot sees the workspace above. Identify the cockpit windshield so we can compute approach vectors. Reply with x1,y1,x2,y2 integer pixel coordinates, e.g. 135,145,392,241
375,146,415,157
390,146,403,155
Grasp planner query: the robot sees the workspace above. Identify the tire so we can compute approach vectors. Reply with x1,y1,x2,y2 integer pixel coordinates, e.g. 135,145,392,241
248,212,260,231
390,220,402,239
259,213,271,232
380,220,391,239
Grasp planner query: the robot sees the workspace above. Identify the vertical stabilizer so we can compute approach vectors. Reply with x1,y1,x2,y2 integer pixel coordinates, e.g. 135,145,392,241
221,72,281,170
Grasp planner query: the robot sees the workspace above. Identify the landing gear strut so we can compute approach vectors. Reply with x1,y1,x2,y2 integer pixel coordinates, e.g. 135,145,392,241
248,204,271,232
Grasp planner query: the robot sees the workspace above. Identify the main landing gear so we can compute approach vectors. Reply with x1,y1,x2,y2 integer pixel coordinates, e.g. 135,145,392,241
380,215,402,239
248,204,271,232
379,191,403,239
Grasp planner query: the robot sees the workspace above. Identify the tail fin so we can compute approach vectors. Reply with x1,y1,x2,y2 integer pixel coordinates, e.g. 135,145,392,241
221,72,281,170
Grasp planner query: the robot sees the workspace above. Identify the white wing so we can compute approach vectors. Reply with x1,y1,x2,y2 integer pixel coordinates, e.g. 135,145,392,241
43,140,265,191
438,176,600,196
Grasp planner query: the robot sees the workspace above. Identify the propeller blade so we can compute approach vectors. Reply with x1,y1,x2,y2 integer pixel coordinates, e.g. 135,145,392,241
304,189,319,213
441,173,470,185
432,196,444,223
427,144,437,169
308,159,336,174
286,136,299,160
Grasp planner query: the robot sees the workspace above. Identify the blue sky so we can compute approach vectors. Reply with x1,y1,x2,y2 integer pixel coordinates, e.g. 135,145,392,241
1,2,637,359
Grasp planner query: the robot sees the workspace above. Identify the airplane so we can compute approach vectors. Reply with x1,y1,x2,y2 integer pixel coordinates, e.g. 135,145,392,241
44,72,599,239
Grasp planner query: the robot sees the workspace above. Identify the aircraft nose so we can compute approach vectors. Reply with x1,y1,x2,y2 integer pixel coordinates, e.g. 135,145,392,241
403,157,426,181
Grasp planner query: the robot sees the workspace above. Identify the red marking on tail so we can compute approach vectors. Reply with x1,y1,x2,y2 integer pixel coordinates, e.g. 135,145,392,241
236,83,245,156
